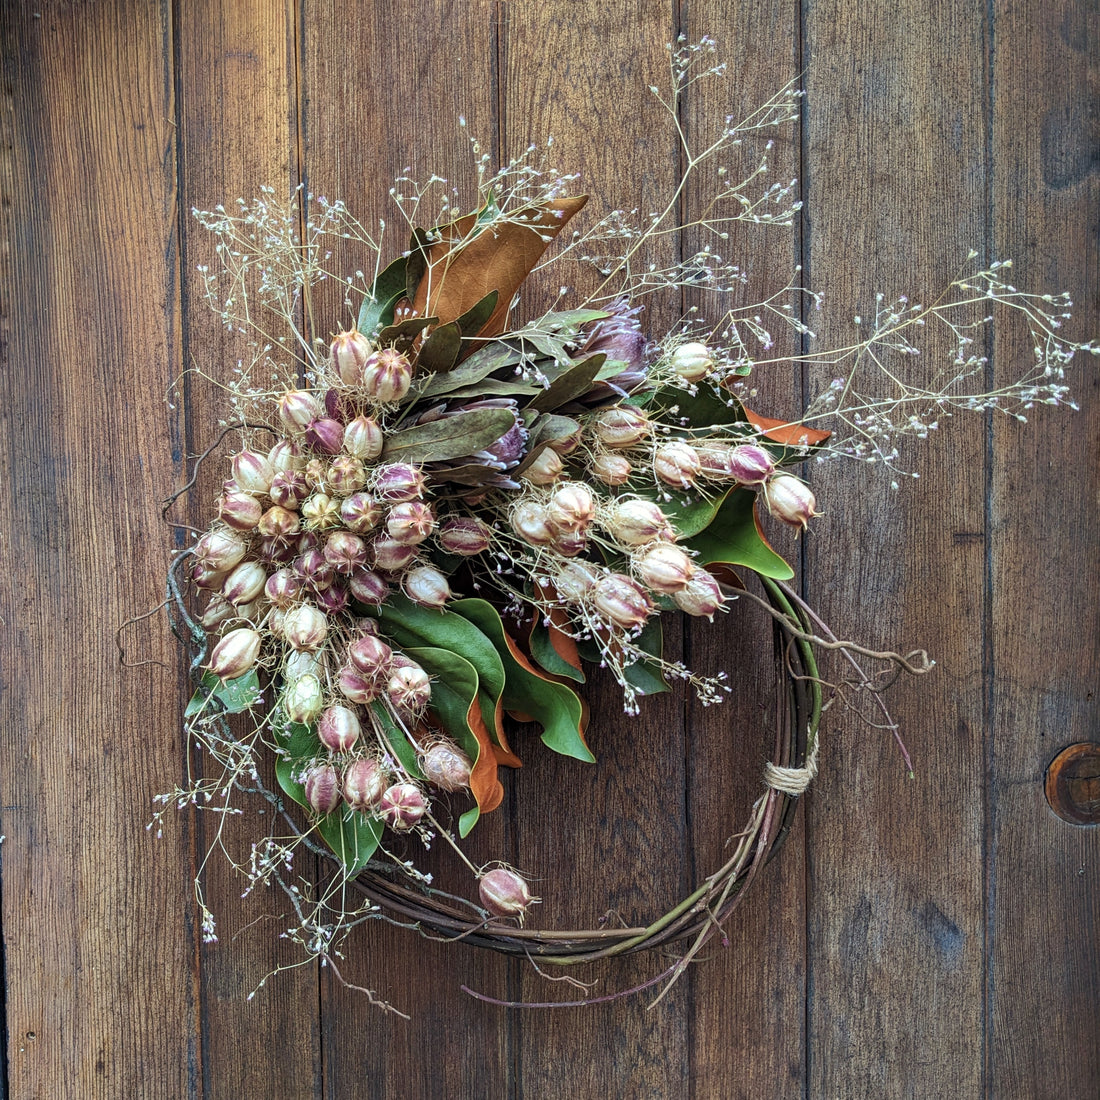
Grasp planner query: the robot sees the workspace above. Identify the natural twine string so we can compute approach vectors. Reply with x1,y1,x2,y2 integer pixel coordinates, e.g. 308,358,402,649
764,731,820,795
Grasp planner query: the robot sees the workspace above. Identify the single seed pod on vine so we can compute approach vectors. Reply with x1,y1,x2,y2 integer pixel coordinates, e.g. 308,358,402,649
278,390,321,432
437,516,492,556
231,451,275,496
592,452,632,486
419,740,472,792
604,498,676,546
194,528,247,573
672,569,726,620
360,348,413,403
317,704,361,753
305,417,345,456
347,567,390,605
269,470,309,509
727,443,775,486
218,491,263,531
403,564,453,608
337,663,379,705
763,473,818,530
348,633,393,678
221,560,267,606
478,867,539,923
378,782,427,830
208,627,262,680
191,560,230,592
340,491,382,534
256,505,300,540
387,664,431,714
283,603,328,650
323,530,368,574
268,438,305,473
591,572,653,630
634,542,696,594
343,416,384,461
284,674,324,725
342,757,389,811
386,501,436,545
670,341,714,382
523,447,564,485
303,762,341,816
330,329,373,385
328,454,368,496
593,405,651,448
653,440,702,488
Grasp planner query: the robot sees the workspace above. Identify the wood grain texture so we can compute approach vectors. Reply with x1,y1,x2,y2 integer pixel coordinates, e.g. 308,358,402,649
174,2,322,1097
1,1,1096,1097
988,1,1100,1095
0,3,194,1097
802,1,989,1095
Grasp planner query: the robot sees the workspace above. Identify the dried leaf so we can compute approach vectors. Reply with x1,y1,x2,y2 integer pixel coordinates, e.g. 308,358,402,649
411,196,589,339
381,408,515,464
743,405,831,447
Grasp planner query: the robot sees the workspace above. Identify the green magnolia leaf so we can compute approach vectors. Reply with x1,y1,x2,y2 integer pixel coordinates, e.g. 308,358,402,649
377,314,438,351
458,806,481,838
185,669,262,718
380,408,515,464
684,487,794,580
358,255,408,336
419,342,523,398
529,620,586,682
402,644,483,774
369,700,425,780
417,321,462,373
526,353,606,413
454,290,499,339
647,383,748,432
450,598,594,763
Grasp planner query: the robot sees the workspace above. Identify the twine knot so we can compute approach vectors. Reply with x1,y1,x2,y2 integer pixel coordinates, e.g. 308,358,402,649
764,735,820,796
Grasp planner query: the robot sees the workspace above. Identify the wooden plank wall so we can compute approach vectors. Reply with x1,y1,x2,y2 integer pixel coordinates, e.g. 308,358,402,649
1,1,1095,1097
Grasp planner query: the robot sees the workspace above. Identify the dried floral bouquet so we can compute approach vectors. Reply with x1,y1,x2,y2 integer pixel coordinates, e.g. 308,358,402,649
157,40,1095,1010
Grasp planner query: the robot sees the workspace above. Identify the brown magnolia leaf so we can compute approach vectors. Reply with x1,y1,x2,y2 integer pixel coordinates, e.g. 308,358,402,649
410,196,589,340
743,405,831,447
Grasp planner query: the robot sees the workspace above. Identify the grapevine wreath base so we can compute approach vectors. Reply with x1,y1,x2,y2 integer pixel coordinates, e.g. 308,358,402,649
168,551,821,1001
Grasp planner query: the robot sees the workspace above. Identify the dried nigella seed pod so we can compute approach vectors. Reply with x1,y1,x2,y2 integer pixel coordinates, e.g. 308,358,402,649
337,663,379,704
403,564,453,608
478,867,539,923
194,528,247,573
330,329,373,385
342,757,388,811
283,603,328,650
373,463,426,502
257,505,301,540
318,704,361,753
315,582,349,615
200,593,235,630
378,782,427,830
553,559,603,602
593,405,651,448
592,453,632,486
727,443,775,486
523,447,564,485
633,542,696,594
305,417,345,456
284,674,324,724
278,390,321,432
343,416,384,461
386,501,436,545
510,500,555,546
218,491,263,531
371,536,418,574
231,450,275,496
672,569,726,620
221,560,267,606
387,664,431,713
605,498,675,546
269,470,309,509
360,348,413,402
301,493,342,531
340,491,382,534
208,627,262,680
653,440,702,488
323,530,368,574
328,454,368,496
268,438,305,473
419,740,472,792
347,567,390,605
763,473,818,530
437,516,492,556
591,572,653,629
348,633,393,678
547,483,595,533
265,568,303,608
669,341,714,382
303,762,341,816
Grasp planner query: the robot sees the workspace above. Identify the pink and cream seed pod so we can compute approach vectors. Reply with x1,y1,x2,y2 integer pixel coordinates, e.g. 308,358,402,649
200,593,235,631
387,664,432,714
303,762,341,816
327,454,368,496
305,417,345,456
347,567,390,605
330,329,373,385
510,500,555,547
552,559,603,602
763,473,819,530
547,483,595,533
265,568,303,608
207,627,262,680
419,740,472,793
437,516,492,556
323,530,368,574
340,491,382,534
293,548,335,591
300,493,342,531
371,536,418,575
343,416,384,461
190,560,230,592
386,501,436,546
221,560,267,606
348,633,393,679
231,450,274,496
653,440,702,488
378,782,427,830
284,674,324,725
592,405,651,448
633,542,696,594
522,447,564,485
218,491,263,531
194,528,247,573
373,463,426,503
268,438,305,473
256,505,300,541
592,453,632,486
336,663,379,705
317,705,361,753
342,757,389,811
727,443,775,486
278,390,321,432
672,569,726,620
268,470,309,509
283,604,328,650
403,565,453,608
478,867,539,923
314,582,349,615
360,348,413,403
669,341,714,382
605,498,676,546
591,572,654,630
